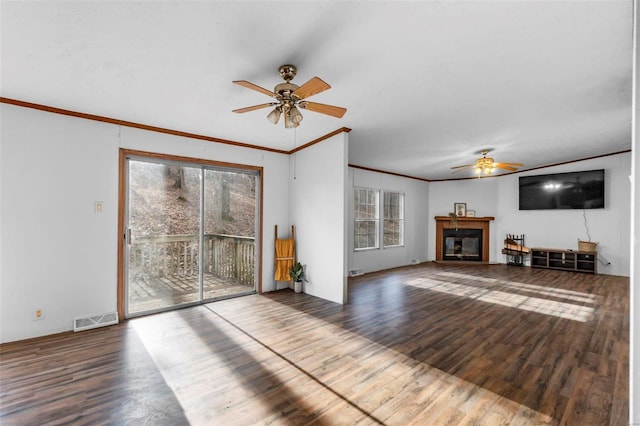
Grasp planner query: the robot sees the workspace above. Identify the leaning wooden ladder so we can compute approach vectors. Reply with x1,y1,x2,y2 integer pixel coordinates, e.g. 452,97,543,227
274,225,295,283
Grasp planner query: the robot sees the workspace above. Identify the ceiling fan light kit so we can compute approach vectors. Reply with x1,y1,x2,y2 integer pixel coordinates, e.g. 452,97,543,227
474,155,496,175
233,64,347,128
266,105,282,124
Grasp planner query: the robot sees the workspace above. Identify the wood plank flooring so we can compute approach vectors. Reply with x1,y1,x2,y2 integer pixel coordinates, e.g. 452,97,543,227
0,263,629,425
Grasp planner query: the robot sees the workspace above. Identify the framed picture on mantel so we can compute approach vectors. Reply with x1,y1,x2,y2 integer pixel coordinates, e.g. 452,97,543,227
454,203,466,217
467,210,476,217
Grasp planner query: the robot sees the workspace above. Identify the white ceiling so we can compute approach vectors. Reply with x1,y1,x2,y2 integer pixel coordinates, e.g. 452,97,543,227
1,1,633,180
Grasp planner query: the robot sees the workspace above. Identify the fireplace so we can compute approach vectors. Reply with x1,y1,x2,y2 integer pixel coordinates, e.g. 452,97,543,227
443,229,482,261
435,216,494,262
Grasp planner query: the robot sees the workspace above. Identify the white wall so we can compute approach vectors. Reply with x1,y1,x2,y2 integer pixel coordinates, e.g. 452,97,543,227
427,177,500,263
0,104,290,343
346,153,630,277
348,168,429,274
1,105,119,343
289,133,348,304
496,154,630,276
428,152,631,277
629,1,638,422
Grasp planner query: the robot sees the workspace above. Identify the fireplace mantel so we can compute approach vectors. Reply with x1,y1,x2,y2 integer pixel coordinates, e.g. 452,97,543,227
435,216,495,262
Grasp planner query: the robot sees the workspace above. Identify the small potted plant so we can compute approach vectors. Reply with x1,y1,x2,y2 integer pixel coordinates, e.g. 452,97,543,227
448,212,458,230
289,262,306,293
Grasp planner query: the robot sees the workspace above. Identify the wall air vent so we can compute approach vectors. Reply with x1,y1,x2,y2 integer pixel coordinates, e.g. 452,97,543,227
74,312,118,332
349,268,364,277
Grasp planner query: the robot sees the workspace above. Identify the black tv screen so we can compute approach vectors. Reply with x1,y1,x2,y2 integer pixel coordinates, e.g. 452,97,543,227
519,169,604,210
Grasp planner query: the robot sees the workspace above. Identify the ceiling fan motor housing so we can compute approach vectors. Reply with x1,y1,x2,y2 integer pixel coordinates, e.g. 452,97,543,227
476,157,495,167
274,82,299,99
279,65,297,82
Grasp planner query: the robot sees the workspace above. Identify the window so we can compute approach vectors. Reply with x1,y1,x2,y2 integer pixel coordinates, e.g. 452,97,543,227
384,191,404,247
354,188,379,250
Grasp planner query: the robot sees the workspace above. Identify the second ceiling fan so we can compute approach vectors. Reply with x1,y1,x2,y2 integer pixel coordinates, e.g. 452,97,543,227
232,64,347,128
451,149,524,176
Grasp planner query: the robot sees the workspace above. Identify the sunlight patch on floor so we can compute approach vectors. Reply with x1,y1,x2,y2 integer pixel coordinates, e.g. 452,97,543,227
129,311,292,425
209,298,558,424
406,277,595,322
130,302,556,425
437,271,600,304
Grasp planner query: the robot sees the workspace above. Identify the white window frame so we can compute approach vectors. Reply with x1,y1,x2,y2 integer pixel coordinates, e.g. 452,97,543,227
383,191,405,248
354,187,380,250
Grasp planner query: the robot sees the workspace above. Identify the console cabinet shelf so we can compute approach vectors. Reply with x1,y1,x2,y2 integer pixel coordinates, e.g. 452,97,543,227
531,248,597,274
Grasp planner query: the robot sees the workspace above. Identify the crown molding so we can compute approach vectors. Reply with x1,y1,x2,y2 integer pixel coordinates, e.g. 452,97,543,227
350,149,631,183
348,164,430,182
1,97,294,154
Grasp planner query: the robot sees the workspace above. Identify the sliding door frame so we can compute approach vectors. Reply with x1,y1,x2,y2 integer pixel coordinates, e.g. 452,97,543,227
117,148,264,320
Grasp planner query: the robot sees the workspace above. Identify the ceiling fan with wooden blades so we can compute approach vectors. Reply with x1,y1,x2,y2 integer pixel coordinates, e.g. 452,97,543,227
451,149,524,176
232,64,347,128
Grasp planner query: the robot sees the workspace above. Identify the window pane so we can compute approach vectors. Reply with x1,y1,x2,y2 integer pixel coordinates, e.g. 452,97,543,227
383,192,404,247
354,187,379,250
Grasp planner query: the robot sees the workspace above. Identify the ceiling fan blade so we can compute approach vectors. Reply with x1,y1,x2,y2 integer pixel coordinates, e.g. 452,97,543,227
293,77,331,99
301,101,347,118
496,162,524,167
494,164,518,171
232,103,276,113
233,80,275,97
451,165,475,174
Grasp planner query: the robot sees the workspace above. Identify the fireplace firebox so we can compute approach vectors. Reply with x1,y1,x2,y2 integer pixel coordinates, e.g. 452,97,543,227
443,229,482,261
434,216,494,262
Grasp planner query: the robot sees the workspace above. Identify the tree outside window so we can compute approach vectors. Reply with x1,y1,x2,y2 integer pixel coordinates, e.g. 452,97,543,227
384,192,404,247
354,188,379,250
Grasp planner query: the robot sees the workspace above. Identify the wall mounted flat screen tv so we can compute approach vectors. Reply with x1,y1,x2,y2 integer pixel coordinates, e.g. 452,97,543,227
519,169,604,210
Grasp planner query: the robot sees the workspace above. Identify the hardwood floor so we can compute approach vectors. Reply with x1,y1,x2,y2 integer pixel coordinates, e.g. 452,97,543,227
0,263,629,425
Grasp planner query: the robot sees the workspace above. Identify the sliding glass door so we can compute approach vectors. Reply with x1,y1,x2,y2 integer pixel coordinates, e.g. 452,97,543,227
202,169,257,300
124,155,258,317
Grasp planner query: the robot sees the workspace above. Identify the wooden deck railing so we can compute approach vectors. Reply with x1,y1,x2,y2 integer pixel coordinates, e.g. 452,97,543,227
129,234,255,285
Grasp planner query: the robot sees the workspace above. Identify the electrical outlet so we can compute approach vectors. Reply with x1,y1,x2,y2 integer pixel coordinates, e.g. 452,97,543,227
34,308,44,321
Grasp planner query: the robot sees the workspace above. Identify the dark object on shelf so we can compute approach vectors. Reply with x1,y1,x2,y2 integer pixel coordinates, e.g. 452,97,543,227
531,247,597,274
502,234,528,266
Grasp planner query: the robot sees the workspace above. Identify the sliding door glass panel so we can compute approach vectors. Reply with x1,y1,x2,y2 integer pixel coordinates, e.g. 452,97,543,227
203,169,257,300
127,160,202,315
